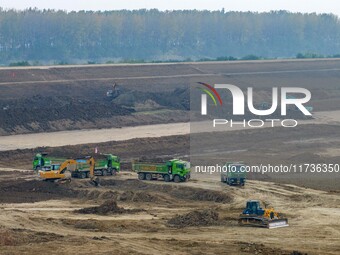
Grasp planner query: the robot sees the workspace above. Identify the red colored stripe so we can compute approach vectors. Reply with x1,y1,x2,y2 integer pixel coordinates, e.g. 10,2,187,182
197,82,223,105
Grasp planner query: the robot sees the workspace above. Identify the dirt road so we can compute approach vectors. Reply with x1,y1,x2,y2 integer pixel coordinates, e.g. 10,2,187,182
1,110,339,151
0,122,189,151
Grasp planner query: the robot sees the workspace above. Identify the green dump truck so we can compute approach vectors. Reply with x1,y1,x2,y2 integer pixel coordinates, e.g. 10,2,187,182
132,159,191,183
69,154,120,178
93,154,120,176
33,153,65,171
33,153,120,177
221,162,246,186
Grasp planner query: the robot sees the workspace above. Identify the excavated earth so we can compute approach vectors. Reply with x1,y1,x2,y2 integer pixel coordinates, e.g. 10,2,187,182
1,60,340,254
2,59,340,135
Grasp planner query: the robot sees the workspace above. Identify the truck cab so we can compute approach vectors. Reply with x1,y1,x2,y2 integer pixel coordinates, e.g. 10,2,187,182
167,159,191,182
33,153,51,171
106,154,120,174
93,154,120,176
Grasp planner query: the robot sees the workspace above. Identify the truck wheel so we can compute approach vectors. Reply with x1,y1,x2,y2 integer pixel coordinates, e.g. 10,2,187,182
145,173,152,181
86,172,91,178
80,172,87,179
102,170,108,176
108,167,113,175
163,174,170,182
174,175,181,183
138,173,145,180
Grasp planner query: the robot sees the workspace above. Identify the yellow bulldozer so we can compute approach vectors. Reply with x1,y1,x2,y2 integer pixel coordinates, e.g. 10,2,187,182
239,200,289,229
39,157,99,185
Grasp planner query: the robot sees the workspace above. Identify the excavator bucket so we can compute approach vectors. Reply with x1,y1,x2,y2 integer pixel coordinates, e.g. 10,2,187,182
267,218,289,229
90,176,100,186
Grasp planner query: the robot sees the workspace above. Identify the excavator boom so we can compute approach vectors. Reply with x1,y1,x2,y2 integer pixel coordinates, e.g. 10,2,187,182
39,157,97,184
39,159,77,181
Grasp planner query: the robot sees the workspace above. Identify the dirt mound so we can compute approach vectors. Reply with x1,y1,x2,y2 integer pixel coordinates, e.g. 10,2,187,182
0,95,134,134
113,87,189,111
100,179,233,204
0,86,189,135
238,242,308,255
171,188,232,203
0,179,77,203
76,200,141,215
0,229,63,246
76,200,125,215
167,209,219,228
76,189,161,203
119,191,160,203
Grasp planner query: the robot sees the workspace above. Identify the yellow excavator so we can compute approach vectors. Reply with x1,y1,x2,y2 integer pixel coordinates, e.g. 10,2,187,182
239,200,289,229
39,157,99,186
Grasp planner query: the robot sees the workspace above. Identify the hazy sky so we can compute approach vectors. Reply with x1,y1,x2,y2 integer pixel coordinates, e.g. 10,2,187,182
1,0,340,16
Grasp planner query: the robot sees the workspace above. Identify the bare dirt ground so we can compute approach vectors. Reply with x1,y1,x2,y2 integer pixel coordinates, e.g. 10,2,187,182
0,171,339,255
2,59,340,135
1,119,340,191
1,59,340,254
0,109,339,151
0,122,189,151
0,121,339,253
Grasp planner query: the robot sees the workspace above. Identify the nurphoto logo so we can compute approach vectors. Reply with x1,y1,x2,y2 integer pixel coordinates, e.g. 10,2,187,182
198,83,312,128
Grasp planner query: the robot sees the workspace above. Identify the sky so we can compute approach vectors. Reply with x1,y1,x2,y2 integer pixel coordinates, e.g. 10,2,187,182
1,0,340,16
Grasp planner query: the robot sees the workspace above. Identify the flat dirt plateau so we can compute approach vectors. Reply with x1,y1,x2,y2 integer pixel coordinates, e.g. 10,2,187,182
0,171,339,255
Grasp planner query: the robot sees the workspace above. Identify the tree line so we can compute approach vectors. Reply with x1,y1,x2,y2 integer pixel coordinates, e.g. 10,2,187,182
0,8,339,65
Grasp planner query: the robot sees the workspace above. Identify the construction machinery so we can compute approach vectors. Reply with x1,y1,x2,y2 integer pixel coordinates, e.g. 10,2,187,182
106,82,121,98
239,200,289,229
33,153,120,176
221,162,246,186
39,157,99,185
92,154,120,176
132,159,191,182
33,153,65,171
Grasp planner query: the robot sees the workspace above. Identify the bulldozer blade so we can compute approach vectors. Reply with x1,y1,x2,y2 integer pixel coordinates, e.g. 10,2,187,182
267,219,289,229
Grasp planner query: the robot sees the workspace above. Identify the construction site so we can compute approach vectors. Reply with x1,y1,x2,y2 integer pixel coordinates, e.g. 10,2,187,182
0,59,340,254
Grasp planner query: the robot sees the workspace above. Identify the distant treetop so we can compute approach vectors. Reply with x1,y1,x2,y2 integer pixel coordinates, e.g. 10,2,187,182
0,9,339,65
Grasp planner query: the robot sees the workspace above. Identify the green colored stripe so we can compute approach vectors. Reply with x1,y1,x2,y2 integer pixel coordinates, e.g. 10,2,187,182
199,88,217,106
